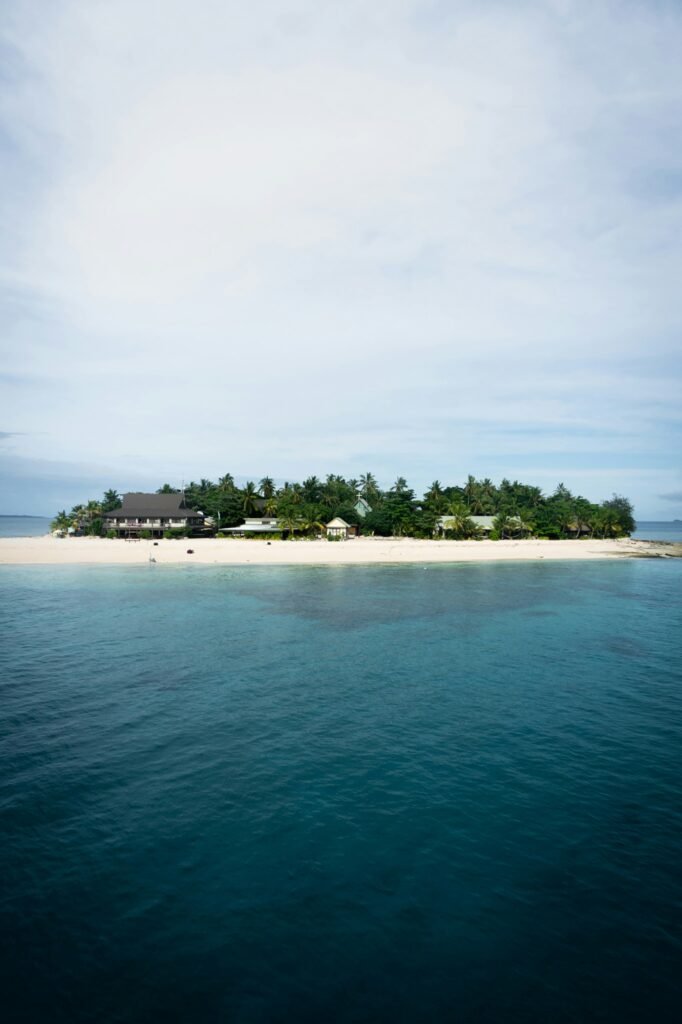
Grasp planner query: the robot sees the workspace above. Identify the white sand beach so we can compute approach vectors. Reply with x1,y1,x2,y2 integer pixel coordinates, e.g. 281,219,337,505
0,535,671,566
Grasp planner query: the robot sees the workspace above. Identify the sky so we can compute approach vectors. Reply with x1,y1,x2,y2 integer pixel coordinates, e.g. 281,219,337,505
1,0,681,518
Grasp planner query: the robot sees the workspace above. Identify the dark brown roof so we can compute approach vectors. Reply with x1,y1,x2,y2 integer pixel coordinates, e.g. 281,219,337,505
103,493,204,519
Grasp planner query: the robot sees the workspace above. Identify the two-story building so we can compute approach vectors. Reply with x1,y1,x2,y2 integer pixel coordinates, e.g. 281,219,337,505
102,494,204,537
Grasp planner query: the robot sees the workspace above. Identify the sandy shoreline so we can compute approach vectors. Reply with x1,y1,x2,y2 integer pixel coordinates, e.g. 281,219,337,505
0,535,676,566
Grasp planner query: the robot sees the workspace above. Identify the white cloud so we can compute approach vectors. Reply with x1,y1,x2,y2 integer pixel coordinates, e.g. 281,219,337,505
1,0,681,516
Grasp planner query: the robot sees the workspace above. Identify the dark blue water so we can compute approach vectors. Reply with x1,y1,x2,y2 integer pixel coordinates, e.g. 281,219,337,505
0,516,51,537
634,521,682,543
1,562,681,1023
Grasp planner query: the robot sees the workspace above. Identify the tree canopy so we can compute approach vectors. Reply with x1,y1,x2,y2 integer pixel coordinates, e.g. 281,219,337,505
52,475,636,540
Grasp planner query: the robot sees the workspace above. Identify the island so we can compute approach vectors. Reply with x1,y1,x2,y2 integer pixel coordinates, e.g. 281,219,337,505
2,473,680,564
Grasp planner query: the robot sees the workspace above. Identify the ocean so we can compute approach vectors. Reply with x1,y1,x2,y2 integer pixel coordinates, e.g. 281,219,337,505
633,521,682,542
1,561,681,1022
0,516,52,537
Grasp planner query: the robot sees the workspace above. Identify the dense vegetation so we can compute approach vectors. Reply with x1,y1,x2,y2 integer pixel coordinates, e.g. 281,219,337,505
52,474,636,539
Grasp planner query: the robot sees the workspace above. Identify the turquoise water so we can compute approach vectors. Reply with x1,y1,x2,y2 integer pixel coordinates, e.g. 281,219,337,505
0,515,52,537
1,562,681,1022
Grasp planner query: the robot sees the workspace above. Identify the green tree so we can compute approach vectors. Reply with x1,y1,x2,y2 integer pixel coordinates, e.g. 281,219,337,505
259,477,275,499
443,504,479,539
69,504,87,532
492,513,512,539
301,476,322,504
602,494,635,536
362,508,394,536
572,498,594,539
102,489,121,512
586,508,605,539
202,489,244,530
424,480,447,513
552,501,575,538
359,473,381,505
517,508,536,537
51,510,71,533
321,474,354,510
478,478,497,514
552,482,574,502
241,482,259,515
391,476,409,496
299,512,325,537
277,512,303,538
463,474,480,512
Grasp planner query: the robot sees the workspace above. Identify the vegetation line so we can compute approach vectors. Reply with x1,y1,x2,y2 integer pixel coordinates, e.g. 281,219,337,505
52,474,635,540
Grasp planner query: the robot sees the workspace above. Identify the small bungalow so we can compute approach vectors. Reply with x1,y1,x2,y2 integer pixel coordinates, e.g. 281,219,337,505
103,493,204,537
470,515,496,534
326,517,355,539
436,514,495,535
436,514,525,536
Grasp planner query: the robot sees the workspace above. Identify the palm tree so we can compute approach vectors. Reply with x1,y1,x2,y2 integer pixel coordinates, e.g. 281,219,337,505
493,513,512,539
553,503,575,538
102,489,121,512
359,473,380,503
463,474,477,508
69,504,87,531
264,496,278,517
241,482,259,515
259,477,275,499
527,486,543,508
277,513,301,538
301,476,322,504
51,510,71,533
218,474,235,492
299,513,325,537
479,478,497,514
424,480,447,513
585,510,599,539
599,508,621,538
83,500,103,535
321,474,350,509
157,483,179,494
391,476,409,496
85,500,102,530
572,504,591,540
443,503,477,539
517,508,535,537
553,482,573,502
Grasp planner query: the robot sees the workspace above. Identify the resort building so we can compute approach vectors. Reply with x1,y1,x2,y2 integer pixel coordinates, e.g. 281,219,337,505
102,493,204,537
354,497,372,518
436,515,523,535
222,518,281,536
326,517,355,539
470,515,497,534
436,514,493,535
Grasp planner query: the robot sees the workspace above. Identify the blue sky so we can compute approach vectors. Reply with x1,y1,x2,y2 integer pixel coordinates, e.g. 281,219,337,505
1,0,681,517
